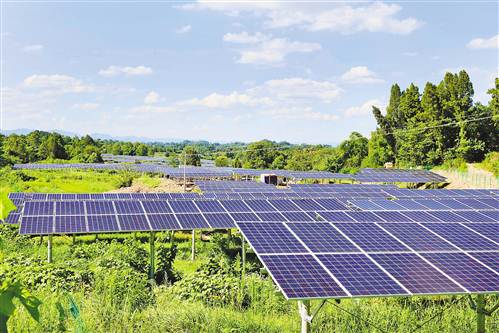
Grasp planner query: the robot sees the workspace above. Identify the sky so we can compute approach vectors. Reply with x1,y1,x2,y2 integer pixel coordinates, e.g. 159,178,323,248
1,1,498,144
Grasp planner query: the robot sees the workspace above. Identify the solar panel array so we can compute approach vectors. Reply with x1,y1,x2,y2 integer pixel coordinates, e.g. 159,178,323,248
102,154,167,163
236,212,498,299
354,168,447,183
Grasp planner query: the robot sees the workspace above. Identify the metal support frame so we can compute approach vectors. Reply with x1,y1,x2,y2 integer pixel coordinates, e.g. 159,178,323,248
191,229,195,261
468,294,499,333
298,300,327,333
149,231,155,280
241,235,246,276
47,235,53,263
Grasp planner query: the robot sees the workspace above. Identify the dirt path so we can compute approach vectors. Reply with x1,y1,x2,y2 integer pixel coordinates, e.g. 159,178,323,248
109,178,186,193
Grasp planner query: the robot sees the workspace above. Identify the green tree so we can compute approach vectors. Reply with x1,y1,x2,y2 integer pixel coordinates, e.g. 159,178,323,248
242,140,279,169
362,130,394,167
38,133,68,160
182,146,201,166
214,154,230,167
2,135,29,163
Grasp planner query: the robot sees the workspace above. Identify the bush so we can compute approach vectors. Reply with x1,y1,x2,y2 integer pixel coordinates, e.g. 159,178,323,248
479,151,499,176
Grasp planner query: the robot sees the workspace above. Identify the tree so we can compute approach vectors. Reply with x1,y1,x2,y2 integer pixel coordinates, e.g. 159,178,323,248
362,130,394,167
2,135,29,163
385,83,403,127
38,133,68,160
214,154,230,167
327,132,368,173
243,140,279,169
182,146,201,166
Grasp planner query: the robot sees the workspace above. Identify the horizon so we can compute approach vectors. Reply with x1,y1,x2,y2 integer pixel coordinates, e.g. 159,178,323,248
2,1,498,143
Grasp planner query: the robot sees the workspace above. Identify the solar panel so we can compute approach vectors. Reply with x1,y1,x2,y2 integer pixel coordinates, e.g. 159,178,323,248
220,200,251,212
20,216,53,234
287,223,357,252
257,212,288,222
374,211,410,223
118,215,151,231
56,202,85,215
468,252,499,273
260,254,348,299
86,201,115,215
202,213,235,228
87,215,120,232
230,212,260,222
175,213,208,229
55,216,86,233
23,201,54,216
148,214,180,230
317,211,355,222
282,211,316,222
317,254,409,296
5,213,21,224
237,222,307,254
333,223,409,252
168,201,200,213
369,253,465,294
401,210,441,222
379,223,459,251
142,201,173,214
345,211,384,222
422,252,499,292
194,200,226,213
423,223,499,251
465,223,499,243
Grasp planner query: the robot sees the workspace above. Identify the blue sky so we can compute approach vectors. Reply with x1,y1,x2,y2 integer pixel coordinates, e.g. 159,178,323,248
2,1,498,144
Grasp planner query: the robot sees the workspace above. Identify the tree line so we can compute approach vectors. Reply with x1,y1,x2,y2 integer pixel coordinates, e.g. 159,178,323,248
1,71,497,173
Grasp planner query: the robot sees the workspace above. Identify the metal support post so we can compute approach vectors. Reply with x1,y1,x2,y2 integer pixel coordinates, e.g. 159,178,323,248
477,294,485,333
241,235,246,276
191,230,195,261
298,300,312,333
149,232,155,280
47,235,53,263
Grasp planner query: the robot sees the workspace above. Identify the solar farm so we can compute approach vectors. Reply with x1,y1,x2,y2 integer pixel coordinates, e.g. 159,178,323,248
2,168,498,332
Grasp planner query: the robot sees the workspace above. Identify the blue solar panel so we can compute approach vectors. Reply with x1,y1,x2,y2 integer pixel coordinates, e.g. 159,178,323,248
417,199,455,210
56,202,85,215
268,199,301,211
86,201,115,215
477,210,499,221
194,200,226,213
257,212,288,222
243,200,277,212
454,210,496,223
20,216,53,234
314,199,347,211
230,212,260,222
428,211,470,222
394,200,428,210
23,201,54,216
118,215,150,231
468,252,499,273
168,201,200,213
260,254,348,299
423,223,499,251
374,211,410,223
237,222,307,254
87,215,119,232
55,216,86,233
282,211,316,222
379,223,459,251
346,211,384,222
290,199,324,211
317,254,408,296
317,211,354,222
175,213,208,229
456,198,496,210
287,222,358,252
148,214,180,230
114,201,144,214
401,210,441,222
465,223,499,243
203,213,235,228
5,213,21,224
141,201,172,214
422,252,499,292
220,200,251,212
334,223,409,252
370,253,465,294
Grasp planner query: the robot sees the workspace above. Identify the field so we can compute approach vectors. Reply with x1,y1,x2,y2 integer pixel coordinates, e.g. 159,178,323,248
1,170,497,332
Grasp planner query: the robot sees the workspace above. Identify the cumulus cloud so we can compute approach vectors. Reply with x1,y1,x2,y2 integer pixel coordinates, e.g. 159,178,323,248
224,32,321,65
99,65,153,77
176,25,192,34
182,92,273,108
23,74,95,94
182,2,422,35
262,107,339,121
467,34,499,49
73,103,100,110
341,66,384,84
23,44,44,53
344,99,383,117
144,91,160,104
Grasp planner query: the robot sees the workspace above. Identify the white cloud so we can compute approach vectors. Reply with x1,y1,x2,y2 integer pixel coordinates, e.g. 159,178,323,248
403,51,418,57
182,92,273,108
23,74,95,94
129,105,177,114
176,25,192,34
341,66,384,84
23,44,44,53
249,78,342,103
144,91,160,104
223,31,268,44
224,32,321,65
262,107,339,121
467,34,499,50
73,103,100,110
344,99,383,117
182,2,422,35
99,65,153,77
